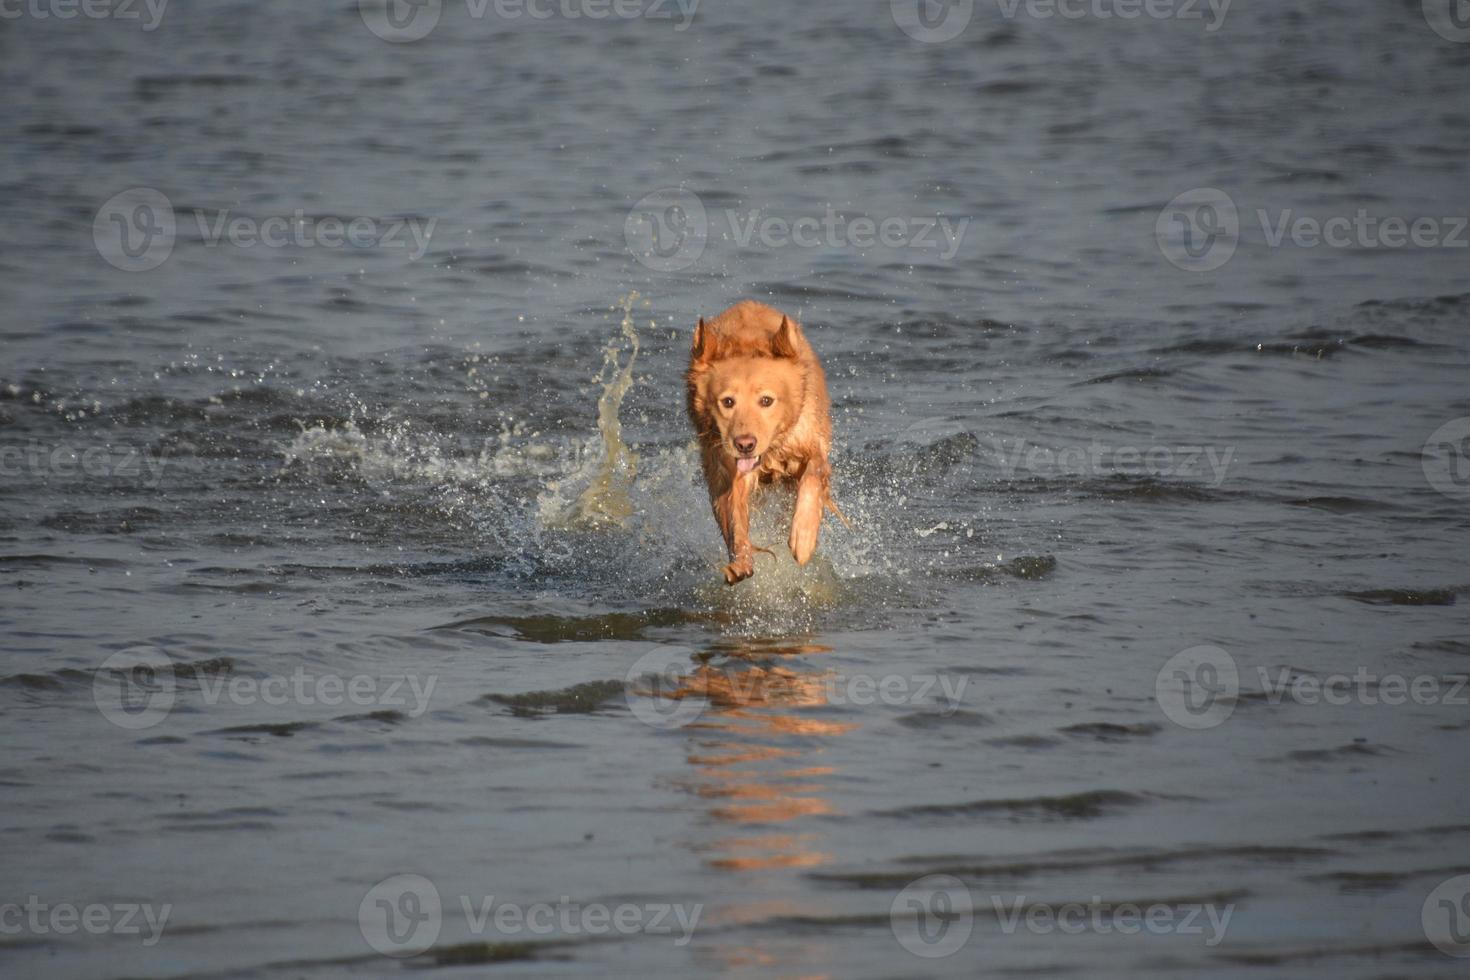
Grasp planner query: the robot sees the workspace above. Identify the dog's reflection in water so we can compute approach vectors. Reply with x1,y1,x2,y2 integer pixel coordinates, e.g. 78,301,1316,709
658,639,856,870
657,639,858,971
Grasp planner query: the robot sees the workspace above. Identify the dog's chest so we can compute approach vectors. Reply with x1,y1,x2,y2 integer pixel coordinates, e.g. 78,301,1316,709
760,452,803,480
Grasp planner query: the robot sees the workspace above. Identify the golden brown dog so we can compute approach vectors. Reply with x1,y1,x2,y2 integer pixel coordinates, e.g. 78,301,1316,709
686,301,847,584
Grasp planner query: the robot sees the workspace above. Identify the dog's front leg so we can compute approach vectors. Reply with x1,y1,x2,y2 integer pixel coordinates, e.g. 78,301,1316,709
789,456,828,565
713,473,756,585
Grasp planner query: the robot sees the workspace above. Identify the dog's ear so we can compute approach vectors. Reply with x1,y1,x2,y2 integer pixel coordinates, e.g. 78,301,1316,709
770,316,799,358
692,317,721,364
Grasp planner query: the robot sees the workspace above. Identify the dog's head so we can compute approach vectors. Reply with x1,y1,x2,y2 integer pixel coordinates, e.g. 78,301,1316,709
688,316,805,474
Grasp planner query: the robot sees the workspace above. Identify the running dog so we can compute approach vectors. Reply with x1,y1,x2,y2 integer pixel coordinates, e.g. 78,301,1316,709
686,301,847,584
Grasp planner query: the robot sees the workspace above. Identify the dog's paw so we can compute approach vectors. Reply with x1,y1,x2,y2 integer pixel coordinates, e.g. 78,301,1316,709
722,555,754,585
789,519,818,566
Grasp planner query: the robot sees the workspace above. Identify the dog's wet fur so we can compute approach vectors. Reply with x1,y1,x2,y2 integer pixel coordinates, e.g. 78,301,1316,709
686,301,847,584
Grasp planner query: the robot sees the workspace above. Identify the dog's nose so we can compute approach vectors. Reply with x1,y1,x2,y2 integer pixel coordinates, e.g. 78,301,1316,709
733,436,757,455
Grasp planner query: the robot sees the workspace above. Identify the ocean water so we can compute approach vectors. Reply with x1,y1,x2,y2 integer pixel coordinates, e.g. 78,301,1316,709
2,1,1469,977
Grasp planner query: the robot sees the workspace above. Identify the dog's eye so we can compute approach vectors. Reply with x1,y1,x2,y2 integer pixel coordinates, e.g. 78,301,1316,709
759,396,775,408
721,397,735,409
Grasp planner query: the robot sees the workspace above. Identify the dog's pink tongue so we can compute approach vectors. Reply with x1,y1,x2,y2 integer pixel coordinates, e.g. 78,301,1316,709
737,456,759,475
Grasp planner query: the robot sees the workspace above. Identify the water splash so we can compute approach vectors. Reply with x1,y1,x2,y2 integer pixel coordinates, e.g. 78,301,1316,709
541,293,644,528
